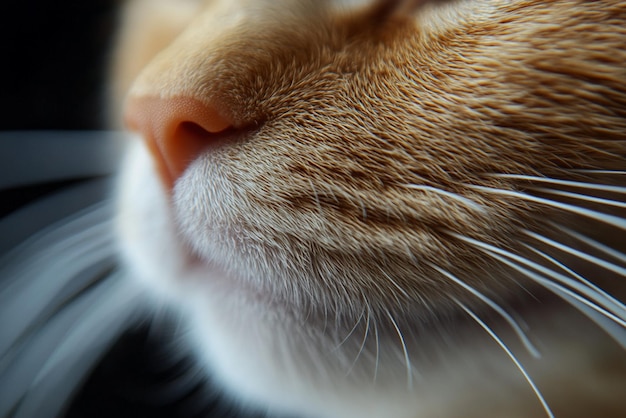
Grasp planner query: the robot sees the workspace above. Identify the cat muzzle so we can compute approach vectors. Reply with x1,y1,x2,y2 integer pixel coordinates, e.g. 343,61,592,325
124,96,233,190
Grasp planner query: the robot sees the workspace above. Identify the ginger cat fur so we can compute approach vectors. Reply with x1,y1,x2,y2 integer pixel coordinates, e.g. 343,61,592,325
110,1,626,417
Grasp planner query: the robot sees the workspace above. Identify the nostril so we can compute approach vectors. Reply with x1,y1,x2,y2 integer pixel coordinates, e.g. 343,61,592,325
165,121,228,187
174,121,235,150
124,96,233,190
178,121,218,141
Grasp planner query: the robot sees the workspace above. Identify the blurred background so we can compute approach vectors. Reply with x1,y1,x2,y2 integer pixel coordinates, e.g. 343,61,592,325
0,0,120,218
0,2,247,417
0,0,119,131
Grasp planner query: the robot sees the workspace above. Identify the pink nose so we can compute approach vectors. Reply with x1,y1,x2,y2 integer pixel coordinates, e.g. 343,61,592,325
124,97,232,189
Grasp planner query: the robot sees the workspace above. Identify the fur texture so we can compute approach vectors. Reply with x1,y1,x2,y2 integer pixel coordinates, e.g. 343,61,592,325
111,0,626,417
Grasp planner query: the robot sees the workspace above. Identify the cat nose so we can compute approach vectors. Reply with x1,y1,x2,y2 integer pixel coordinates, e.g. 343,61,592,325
124,97,233,189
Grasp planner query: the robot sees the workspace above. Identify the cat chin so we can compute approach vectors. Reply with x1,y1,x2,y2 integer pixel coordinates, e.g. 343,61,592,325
113,141,334,412
114,140,451,417
112,140,623,418
117,140,621,418
116,140,255,297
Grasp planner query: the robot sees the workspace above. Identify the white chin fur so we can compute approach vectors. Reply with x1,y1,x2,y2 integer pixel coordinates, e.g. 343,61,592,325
115,141,452,417
115,141,613,418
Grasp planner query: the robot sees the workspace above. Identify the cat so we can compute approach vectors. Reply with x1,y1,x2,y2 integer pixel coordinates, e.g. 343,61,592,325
2,0,626,417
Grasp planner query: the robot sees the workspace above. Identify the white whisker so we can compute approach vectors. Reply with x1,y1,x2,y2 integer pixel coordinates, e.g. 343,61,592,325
572,170,626,175
484,251,626,349
386,310,413,390
451,234,626,321
544,285,626,351
490,174,626,194
523,230,626,279
0,273,144,418
467,185,626,230
346,301,371,376
0,201,113,292
530,188,626,209
429,263,540,358
552,224,626,265
334,307,365,351
322,296,329,336
0,206,116,361
373,316,380,383
143,299,177,343
379,267,411,301
34,274,143,381
523,245,623,314
405,184,486,213
454,300,554,418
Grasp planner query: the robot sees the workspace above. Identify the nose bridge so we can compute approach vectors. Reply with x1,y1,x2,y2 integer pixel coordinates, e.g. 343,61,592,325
122,0,332,191
123,13,236,191
127,0,329,99
127,35,224,102
122,2,247,191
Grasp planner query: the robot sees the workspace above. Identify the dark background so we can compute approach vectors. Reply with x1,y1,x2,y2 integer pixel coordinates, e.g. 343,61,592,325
0,2,263,417
0,0,118,224
0,0,119,131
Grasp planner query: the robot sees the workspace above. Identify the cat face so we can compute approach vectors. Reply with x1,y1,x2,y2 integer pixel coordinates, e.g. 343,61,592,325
114,0,626,416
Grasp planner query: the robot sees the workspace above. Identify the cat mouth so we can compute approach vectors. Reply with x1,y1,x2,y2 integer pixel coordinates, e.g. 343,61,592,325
167,208,273,302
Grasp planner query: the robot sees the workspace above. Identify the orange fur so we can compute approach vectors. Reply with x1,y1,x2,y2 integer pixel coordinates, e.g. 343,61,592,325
113,1,626,416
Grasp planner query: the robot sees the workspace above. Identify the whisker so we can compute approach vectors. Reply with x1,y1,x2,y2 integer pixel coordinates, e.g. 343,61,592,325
379,267,411,301
333,306,365,351
523,245,623,314
552,224,626,265
385,310,413,390
544,286,626,351
572,170,626,176
523,230,626,279
373,316,380,383
405,184,486,213
429,263,540,358
529,188,626,209
346,299,371,376
33,274,144,381
358,197,367,221
0,273,144,418
0,200,113,290
467,185,626,230
454,300,554,418
489,174,626,194
322,295,329,336
0,206,116,360
484,251,626,349
451,234,626,321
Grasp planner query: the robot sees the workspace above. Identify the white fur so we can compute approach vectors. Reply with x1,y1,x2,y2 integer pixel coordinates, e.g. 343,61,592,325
116,139,607,418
